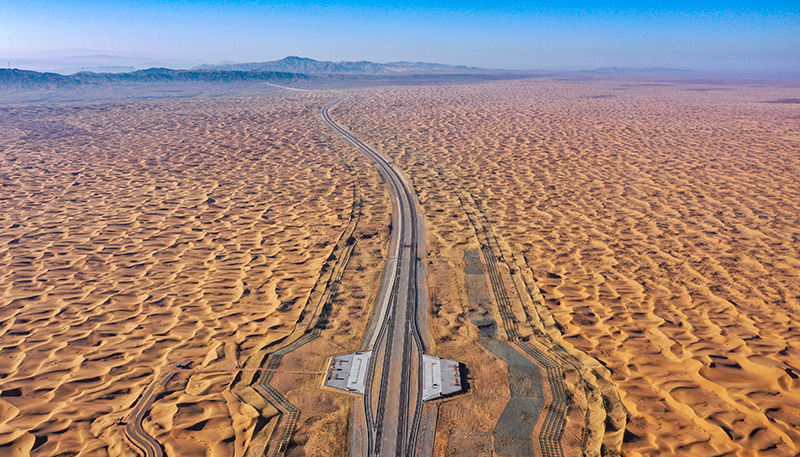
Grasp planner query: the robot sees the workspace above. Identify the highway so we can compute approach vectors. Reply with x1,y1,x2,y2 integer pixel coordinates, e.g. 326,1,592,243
321,96,428,457
124,370,176,457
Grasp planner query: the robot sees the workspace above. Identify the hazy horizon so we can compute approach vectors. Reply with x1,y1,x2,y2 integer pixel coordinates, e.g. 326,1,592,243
3,51,800,80
2,1,799,75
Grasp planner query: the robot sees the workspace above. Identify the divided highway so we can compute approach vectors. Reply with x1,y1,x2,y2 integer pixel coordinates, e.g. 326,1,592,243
124,371,176,457
321,96,428,457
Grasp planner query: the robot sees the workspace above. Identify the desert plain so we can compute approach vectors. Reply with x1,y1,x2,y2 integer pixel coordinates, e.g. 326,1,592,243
0,77,798,457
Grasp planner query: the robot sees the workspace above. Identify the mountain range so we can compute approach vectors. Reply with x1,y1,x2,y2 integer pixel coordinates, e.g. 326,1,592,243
195,56,491,74
0,56,505,88
1,56,751,91
0,67,308,88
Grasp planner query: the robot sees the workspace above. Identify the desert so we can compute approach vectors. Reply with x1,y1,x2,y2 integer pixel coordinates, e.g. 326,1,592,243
0,72,798,457
0,91,392,456
4,0,800,455
334,79,800,456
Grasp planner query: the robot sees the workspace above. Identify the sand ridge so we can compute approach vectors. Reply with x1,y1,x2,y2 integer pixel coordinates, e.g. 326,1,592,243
2,79,798,456
0,93,361,456
334,79,800,456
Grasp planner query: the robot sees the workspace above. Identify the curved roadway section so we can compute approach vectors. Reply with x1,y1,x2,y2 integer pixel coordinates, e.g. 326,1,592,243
322,96,428,457
124,371,176,457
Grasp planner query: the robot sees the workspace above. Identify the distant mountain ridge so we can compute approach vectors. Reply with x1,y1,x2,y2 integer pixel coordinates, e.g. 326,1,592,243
0,51,199,74
0,57,500,88
0,67,308,88
2,58,756,91
195,56,490,74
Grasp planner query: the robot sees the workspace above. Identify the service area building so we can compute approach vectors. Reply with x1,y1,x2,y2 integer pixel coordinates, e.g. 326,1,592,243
421,355,463,401
324,351,371,394
324,352,463,401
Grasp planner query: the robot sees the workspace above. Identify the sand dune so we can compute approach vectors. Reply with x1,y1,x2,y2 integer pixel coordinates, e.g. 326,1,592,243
335,79,800,456
2,78,798,456
0,93,363,456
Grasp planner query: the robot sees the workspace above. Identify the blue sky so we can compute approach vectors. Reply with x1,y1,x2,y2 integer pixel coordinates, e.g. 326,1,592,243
1,0,798,72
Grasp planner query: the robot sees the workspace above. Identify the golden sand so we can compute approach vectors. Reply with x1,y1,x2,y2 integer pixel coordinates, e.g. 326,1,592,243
335,79,800,456
0,93,369,456
1,78,798,457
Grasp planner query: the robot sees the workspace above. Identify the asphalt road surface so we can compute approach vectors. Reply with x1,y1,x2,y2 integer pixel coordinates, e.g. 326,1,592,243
322,96,428,457
124,371,176,457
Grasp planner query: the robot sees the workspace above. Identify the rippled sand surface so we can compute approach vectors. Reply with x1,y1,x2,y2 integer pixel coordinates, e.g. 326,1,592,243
0,93,357,456
336,80,800,456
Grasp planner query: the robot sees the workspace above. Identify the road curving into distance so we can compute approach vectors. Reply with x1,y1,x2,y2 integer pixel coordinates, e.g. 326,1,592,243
322,96,429,457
